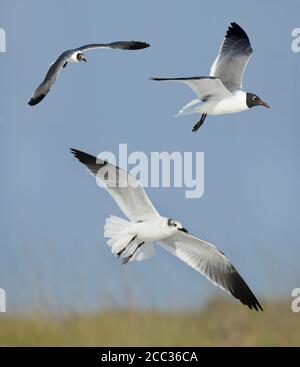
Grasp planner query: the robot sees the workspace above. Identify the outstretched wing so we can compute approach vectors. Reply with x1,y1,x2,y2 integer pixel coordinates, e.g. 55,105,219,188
209,22,253,92
28,50,73,106
28,41,149,106
71,148,159,223
160,231,262,311
151,76,232,100
77,41,150,52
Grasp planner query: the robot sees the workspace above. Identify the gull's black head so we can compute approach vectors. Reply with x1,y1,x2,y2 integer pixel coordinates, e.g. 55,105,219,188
167,219,188,233
77,52,87,62
246,93,269,109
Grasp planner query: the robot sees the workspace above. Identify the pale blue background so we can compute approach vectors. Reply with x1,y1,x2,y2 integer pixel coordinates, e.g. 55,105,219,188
0,0,299,311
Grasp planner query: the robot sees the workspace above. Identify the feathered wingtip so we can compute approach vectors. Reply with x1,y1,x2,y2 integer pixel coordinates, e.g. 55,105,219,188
28,94,46,106
226,22,250,42
127,41,150,50
70,148,95,164
109,41,150,50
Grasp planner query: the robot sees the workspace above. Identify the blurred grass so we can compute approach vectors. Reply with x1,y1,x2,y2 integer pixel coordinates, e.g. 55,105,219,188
0,298,299,346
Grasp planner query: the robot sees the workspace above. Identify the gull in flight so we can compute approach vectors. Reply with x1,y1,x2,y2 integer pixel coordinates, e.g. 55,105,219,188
152,22,269,132
28,41,150,106
71,148,263,311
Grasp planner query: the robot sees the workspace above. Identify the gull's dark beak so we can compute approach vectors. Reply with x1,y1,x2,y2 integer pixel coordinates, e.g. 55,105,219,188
179,227,188,233
259,99,270,108
83,58,87,62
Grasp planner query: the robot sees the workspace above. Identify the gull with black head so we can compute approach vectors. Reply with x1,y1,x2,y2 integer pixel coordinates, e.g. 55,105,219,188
152,22,269,132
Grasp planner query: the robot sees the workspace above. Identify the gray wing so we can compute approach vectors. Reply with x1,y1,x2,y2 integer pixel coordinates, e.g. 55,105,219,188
160,231,262,311
28,50,73,106
71,149,160,223
77,41,150,52
28,41,149,106
151,76,232,100
209,22,253,92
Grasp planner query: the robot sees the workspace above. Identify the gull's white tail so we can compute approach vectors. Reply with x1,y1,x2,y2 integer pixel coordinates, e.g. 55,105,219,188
176,98,202,116
104,215,155,262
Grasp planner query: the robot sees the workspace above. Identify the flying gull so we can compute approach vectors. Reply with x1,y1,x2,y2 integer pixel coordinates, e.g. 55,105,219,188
71,148,263,311
152,22,269,132
28,41,150,106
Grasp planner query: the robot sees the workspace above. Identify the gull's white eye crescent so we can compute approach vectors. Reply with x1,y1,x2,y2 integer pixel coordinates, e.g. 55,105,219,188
252,96,257,101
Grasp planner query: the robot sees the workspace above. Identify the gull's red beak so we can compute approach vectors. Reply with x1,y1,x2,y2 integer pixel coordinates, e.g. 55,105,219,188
259,100,270,108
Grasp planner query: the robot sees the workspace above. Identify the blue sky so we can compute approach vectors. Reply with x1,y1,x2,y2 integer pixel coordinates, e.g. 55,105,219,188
0,0,299,311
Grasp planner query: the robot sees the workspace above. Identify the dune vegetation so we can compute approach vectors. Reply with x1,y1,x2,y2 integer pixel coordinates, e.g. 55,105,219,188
0,298,299,346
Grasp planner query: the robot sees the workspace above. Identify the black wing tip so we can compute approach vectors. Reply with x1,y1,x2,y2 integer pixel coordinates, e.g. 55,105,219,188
70,148,108,171
28,94,46,106
226,22,250,41
113,41,150,50
151,76,215,81
128,41,150,50
229,269,263,312
70,148,82,158
244,295,263,312
150,77,185,81
70,148,96,165
248,301,263,312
